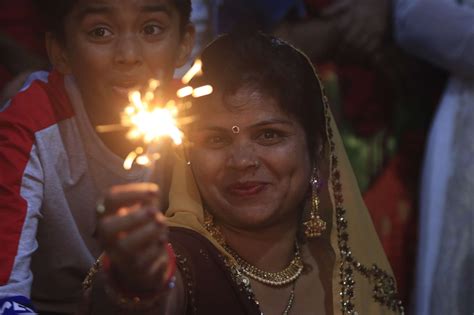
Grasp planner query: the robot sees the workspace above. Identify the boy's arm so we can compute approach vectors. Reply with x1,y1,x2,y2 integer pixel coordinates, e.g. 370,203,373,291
394,0,474,79
0,95,44,311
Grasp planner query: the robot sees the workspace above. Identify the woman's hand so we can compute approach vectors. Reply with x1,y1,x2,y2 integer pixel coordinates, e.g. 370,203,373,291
97,183,170,295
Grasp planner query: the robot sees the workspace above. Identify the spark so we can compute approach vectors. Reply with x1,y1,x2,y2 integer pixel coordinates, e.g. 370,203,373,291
177,86,194,98
96,58,212,171
192,85,213,98
135,155,151,166
181,59,202,84
123,150,138,170
95,124,127,133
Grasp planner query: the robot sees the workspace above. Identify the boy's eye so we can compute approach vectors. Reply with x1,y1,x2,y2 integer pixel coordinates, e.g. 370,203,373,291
88,27,113,39
142,24,163,36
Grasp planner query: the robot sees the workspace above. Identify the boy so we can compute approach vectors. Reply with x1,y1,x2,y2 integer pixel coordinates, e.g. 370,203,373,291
0,0,194,313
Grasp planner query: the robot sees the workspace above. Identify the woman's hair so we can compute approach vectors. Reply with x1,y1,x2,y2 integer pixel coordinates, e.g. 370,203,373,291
192,32,326,160
36,0,192,41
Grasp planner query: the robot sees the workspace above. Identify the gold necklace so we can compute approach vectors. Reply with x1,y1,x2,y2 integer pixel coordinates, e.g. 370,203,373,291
204,211,304,287
225,242,304,287
203,211,300,314
282,281,296,315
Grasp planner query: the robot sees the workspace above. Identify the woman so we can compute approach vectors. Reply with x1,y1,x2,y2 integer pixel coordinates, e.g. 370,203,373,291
83,32,404,314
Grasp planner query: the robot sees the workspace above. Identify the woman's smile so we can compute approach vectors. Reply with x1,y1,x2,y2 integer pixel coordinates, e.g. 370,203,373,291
226,181,269,197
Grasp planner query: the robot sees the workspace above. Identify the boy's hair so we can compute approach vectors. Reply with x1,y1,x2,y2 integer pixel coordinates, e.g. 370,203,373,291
37,0,192,41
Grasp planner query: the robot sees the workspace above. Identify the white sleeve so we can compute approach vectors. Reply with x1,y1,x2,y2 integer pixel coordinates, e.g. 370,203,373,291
394,0,474,79
0,143,44,298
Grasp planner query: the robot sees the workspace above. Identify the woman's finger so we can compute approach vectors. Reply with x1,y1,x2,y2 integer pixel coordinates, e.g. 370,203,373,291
102,183,160,214
111,242,170,292
148,249,170,283
98,206,158,246
133,241,166,271
113,218,168,256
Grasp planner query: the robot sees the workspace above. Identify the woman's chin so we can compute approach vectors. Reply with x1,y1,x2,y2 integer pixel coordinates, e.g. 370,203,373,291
220,208,289,231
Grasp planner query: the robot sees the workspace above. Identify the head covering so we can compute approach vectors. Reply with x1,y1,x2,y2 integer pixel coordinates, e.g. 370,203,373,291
165,34,405,315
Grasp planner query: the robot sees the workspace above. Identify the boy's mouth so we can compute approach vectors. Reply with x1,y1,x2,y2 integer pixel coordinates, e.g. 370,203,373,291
112,85,136,97
111,80,143,97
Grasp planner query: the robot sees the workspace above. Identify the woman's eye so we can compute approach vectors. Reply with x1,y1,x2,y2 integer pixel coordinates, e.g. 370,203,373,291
142,24,163,36
204,135,230,148
257,130,285,145
88,27,113,39
263,131,278,139
208,136,224,144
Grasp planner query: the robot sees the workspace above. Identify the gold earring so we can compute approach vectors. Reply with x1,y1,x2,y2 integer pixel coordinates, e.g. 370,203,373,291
303,169,327,238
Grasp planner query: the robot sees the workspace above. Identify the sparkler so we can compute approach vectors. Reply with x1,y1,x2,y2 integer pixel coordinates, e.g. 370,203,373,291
96,59,213,174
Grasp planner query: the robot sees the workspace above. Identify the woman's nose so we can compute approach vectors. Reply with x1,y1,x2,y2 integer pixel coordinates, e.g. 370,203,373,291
226,142,260,170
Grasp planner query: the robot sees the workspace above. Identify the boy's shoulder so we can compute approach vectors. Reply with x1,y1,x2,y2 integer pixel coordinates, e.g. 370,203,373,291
0,71,75,134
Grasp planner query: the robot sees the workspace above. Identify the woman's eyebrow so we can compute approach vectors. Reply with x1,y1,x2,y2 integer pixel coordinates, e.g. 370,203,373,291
195,125,227,132
193,119,293,132
250,119,293,128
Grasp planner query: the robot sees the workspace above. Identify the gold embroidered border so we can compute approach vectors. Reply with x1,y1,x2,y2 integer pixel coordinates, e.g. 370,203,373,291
323,94,405,315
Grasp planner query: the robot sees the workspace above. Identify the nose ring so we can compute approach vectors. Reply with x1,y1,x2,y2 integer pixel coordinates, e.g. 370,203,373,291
232,125,240,134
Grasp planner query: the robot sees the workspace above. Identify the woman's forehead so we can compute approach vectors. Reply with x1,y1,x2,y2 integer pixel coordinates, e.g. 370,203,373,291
190,88,296,128
196,87,273,112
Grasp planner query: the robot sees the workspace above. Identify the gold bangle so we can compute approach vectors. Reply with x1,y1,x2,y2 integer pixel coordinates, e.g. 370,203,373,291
102,245,177,311
104,280,174,311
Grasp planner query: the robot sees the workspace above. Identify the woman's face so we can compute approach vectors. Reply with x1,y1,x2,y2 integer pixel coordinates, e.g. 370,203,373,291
188,87,312,231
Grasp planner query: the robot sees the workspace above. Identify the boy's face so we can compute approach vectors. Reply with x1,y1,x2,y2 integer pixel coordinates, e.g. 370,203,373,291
51,0,194,124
